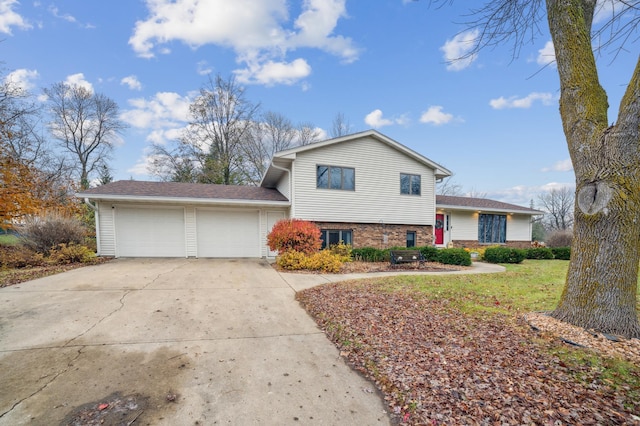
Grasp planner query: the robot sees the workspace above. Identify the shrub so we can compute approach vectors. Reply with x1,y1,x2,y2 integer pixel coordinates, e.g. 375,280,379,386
0,245,45,268
277,249,344,273
546,229,573,248
48,243,96,264
329,242,353,262
436,248,472,266
267,219,321,255
484,247,527,264
551,247,571,260
526,247,554,260
351,247,388,262
20,213,87,255
419,246,440,262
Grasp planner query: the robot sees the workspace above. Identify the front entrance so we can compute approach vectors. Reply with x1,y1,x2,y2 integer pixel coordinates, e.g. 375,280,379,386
435,214,445,245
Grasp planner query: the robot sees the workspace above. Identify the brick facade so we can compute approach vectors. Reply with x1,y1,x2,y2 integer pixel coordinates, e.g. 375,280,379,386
314,222,434,249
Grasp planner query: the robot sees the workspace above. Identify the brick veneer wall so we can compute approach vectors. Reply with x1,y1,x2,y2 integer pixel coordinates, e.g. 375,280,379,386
314,222,434,248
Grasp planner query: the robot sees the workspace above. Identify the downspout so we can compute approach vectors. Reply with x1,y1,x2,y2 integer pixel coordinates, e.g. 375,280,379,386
84,198,101,256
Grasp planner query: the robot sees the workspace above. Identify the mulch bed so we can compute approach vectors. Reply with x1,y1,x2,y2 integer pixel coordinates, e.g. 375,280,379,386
297,280,640,425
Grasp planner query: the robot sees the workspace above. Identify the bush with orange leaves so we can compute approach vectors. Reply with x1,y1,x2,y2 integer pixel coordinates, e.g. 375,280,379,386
267,219,321,255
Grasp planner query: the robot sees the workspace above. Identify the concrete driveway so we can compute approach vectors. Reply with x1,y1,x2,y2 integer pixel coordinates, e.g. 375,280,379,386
0,258,392,425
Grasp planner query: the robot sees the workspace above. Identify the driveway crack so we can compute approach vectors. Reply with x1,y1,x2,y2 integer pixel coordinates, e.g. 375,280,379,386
63,263,185,347
0,346,85,420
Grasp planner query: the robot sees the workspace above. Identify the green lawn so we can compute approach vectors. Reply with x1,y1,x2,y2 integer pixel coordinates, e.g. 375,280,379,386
0,234,19,246
375,259,640,314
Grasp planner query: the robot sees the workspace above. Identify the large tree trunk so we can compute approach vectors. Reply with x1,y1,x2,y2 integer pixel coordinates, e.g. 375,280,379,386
547,0,640,338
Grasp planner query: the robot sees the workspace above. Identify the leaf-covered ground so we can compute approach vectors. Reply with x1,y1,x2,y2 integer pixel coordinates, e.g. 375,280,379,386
297,280,640,425
0,258,111,288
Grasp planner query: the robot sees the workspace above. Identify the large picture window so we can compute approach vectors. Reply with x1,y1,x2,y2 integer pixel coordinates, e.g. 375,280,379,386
478,214,507,244
400,173,421,195
317,165,355,190
320,229,352,249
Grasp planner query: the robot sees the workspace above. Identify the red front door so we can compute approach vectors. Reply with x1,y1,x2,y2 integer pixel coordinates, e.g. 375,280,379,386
435,214,444,245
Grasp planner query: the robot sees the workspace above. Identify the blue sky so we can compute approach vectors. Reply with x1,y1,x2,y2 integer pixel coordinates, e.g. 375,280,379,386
1,0,635,207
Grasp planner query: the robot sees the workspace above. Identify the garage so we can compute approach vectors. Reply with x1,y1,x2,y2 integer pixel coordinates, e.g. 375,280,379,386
115,206,186,257
196,209,260,258
79,180,289,258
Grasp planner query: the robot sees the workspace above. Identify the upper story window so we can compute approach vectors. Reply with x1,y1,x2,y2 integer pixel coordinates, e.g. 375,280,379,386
400,173,421,195
317,165,355,190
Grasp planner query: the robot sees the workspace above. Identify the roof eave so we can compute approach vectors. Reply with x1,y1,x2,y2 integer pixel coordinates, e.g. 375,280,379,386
77,193,291,207
436,204,543,215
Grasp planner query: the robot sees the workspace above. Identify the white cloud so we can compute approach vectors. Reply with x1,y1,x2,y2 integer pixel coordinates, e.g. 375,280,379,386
5,68,38,91
121,75,142,91
419,106,454,126
364,109,393,128
364,109,409,129
234,58,311,86
64,73,94,92
537,40,556,66
48,5,76,23
128,151,157,176
129,0,358,86
489,92,555,109
197,60,213,76
0,0,31,34
440,29,479,71
593,0,626,24
540,182,576,192
121,91,191,133
542,159,573,172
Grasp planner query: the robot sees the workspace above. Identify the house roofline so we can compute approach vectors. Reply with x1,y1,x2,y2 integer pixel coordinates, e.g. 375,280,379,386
77,193,291,207
436,204,543,215
272,129,453,178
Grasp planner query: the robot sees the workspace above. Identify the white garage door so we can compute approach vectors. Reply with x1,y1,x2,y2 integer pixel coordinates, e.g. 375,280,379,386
115,206,186,257
196,209,260,258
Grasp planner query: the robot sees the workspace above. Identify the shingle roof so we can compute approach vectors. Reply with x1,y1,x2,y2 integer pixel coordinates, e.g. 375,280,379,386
78,180,288,202
436,195,543,214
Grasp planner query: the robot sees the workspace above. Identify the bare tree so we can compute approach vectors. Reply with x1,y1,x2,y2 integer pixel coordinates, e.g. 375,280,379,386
431,0,640,337
1,71,75,210
45,82,126,189
538,186,574,231
466,188,487,199
296,122,322,146
330,112,353,138
242,111,297,184
180,74,260,185
437,177,464,196
148,142,198,183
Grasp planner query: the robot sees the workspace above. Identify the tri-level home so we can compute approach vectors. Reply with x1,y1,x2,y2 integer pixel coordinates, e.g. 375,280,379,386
78,130,541,258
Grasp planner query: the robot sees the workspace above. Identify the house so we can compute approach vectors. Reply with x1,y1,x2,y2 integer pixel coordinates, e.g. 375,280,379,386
434,195,543,249
77,130,541,258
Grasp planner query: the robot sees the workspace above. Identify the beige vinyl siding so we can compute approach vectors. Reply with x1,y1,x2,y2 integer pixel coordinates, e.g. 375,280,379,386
449,211,479,241
97,202,116,256
292,136,436,225
276,173,290,200
185,207,197,257
507,214,533,241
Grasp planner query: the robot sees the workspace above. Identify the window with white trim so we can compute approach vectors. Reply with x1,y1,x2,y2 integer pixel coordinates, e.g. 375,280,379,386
317,165,355,190
320,229,352,249
400,173,420,195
